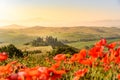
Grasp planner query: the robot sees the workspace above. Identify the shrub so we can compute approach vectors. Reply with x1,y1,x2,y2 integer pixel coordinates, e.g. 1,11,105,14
49,46,79,57
0,44,23,58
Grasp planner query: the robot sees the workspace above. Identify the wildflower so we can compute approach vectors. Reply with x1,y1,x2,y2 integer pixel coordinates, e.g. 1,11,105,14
48,68,66,80
0,52,8,61
89,46,104,58
95,39,107,46
106,42,116,49
7,73,18,80
73,68,88,80
101,54,110,65
51,61,61,69
117,74,120,80
116,47,120,56
38,67,49,80
70,49,87,63
78,49,87,59
53,54,66,62
17,71,26,80
103,65,111,72
0,61,17,75
80,57,95,66
70,54,78,62
115,56,120,64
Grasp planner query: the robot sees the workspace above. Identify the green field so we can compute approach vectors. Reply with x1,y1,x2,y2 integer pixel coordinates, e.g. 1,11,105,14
67,38,120,49
0,26,120,50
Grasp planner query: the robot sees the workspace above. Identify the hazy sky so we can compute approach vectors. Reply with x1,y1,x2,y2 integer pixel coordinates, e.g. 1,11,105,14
0,0,120,27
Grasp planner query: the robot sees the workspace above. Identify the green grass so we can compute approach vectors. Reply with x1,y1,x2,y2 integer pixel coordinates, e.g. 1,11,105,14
0,32,36,46
19,45,53,54
67,38,120,49
67,41,97,49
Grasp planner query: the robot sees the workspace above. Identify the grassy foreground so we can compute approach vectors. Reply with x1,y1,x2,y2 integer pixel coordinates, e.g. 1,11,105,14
0,39,120,80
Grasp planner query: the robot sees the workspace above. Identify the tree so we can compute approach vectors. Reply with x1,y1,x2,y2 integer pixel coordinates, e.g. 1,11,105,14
31,37,48,46
0,44,23,58
49,46,79,57
45,36,66,48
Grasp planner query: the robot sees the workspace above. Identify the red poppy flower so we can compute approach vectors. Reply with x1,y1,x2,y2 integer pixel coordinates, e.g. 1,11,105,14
73,76,80,80
73,68,88,80
48,68,66,80
95,39,107,46
89,46,103,58
70,54,78,62
115,56,120,64
70,49,87,63
106,42,116,49
109,50,115,62
80,57,95,66
0,52,8,61
103,65,111,72
101,54,110,65
116,47,120,56
117,74,120,80
78,49,87,59
51,61,61,69
38,67,49,80
28,69,40,77
53,54,66,62
18,71,26,80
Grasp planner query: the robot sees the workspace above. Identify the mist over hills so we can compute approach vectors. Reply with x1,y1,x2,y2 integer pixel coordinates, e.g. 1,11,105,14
0,23,120,48
0,19,120,27
86,20,120,27
0,24,26,29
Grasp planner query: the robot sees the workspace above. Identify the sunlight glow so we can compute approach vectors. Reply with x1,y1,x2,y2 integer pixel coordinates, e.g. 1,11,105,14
0,1,9,19
0,0,9,11
0,1,6,8
0,0,120,27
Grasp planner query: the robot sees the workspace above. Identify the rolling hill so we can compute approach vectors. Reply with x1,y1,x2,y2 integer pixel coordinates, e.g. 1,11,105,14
19,26,120,41
0,25,120,48
0,24,27,29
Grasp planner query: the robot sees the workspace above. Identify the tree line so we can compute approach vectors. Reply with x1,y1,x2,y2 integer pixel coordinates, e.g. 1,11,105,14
24,36,67,48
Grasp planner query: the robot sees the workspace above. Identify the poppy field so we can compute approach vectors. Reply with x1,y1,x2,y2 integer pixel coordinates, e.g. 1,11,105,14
1,39,120,80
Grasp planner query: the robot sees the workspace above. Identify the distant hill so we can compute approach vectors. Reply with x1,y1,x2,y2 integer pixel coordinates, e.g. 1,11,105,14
0,24,27,29
0,25,120,46
21,26,120,39
85,20,120,27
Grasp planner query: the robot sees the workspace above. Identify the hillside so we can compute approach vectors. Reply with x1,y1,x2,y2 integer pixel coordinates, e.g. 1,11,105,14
0,25,120,48
0,24,27,29
16,26,120,41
